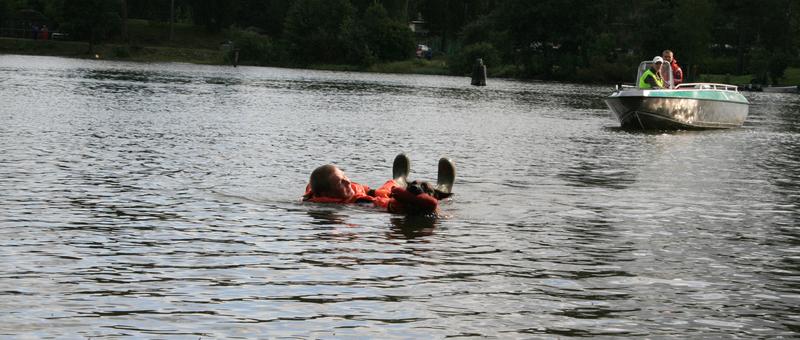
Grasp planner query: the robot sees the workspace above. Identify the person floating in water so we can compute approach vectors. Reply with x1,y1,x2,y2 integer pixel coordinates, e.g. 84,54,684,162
302,154,455,215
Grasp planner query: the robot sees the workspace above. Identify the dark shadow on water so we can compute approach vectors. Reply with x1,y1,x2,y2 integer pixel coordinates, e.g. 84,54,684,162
551,305,640,319
520,327,641,337
387,214,438,239
306,209,349,226
603,125,740,135
80,68,193,84
558,134,640,190
558,161,636,190
204,77,243,86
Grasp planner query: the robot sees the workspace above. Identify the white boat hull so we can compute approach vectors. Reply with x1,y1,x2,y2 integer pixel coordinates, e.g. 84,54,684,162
604,86,749,130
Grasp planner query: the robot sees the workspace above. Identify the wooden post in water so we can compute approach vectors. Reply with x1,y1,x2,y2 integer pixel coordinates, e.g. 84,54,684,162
471,58,487,86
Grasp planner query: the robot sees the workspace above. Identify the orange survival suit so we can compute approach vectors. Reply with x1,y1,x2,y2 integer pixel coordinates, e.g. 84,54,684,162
303,179,438,214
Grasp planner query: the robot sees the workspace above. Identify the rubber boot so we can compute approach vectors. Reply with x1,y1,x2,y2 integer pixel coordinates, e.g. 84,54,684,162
392,153,410,189
435,157,455,198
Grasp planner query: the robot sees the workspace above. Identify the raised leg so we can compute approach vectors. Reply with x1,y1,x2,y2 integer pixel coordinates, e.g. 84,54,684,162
392,153,410,188
435,157,455,197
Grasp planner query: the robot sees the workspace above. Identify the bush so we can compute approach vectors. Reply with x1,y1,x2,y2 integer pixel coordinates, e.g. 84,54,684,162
447,42,500,76
768,52,791,85
227,29,280,65
703,57,737,75
337,3,414,66
575,58,630,83
283,0,355,64
361,3,414,62
339,18,376,66
111,45,131,58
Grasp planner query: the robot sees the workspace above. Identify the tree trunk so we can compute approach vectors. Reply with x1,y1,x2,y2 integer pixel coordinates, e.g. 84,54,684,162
121,0,128,43
169,0,174,41
736,32,744,74
88,28,95,55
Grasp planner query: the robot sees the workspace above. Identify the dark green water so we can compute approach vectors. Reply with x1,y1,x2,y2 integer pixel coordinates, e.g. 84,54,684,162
1,54,798,338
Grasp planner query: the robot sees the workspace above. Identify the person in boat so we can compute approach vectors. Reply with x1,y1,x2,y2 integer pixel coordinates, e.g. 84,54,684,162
639,56,666,89
662,49,684,86
302,155,453,215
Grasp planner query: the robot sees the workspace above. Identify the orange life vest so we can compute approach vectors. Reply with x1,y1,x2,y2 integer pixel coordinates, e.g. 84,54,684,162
303,179,398,209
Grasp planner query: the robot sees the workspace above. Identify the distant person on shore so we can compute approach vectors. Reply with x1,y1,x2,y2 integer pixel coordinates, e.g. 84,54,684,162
31,24,40,40
639,56,665,89
39,25,49,40
662,49,683,86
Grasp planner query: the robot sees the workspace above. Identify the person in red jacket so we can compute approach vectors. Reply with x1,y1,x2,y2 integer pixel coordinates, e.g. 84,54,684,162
662,49,683,87
302,154,454,215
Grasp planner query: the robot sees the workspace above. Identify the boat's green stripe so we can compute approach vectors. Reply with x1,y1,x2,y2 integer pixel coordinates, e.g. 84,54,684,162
646,90,748,103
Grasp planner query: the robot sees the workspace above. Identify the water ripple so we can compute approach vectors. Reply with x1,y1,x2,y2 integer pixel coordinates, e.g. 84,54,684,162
1,54,799,338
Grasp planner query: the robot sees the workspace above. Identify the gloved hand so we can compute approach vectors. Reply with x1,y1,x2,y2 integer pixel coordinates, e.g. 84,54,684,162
406,180,435,195
389,186,438,215
407,180,453,200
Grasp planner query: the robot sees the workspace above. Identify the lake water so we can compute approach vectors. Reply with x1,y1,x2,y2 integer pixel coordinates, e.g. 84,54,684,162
1,54,798,339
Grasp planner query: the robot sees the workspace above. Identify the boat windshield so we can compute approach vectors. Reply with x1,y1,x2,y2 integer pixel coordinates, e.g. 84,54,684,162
636,61,674,89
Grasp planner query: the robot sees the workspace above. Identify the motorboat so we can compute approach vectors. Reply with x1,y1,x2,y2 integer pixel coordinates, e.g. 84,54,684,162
604,61,749,130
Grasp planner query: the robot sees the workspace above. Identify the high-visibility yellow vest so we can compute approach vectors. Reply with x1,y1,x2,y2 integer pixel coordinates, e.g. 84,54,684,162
639,68,664,89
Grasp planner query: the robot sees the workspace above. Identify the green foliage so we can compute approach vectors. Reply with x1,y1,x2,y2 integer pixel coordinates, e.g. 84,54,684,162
3,0,800,82
361,3,414,62
447,42,499,76
768,52,791,85
191,0,236,33
231,0,293,38
0,0,8,23
669,0,713,67
744,41,795,85
61,0,122,48
227,29,283,65
283,0,355,64
574,57,631,84
111,45,130,57
696,73,753,85
339,17,375,66
367,58,448,75
748,47,771,84
0,36,89,56
460,16,512,61
783,67,800,84
125,20,225,50
703,57,738,75
286,1,413,66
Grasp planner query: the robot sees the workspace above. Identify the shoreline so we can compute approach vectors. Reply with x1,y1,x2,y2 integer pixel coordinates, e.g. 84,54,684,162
0,37,451,76
4,37,798,86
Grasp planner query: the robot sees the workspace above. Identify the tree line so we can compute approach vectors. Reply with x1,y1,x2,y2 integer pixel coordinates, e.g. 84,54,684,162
2,0,799,83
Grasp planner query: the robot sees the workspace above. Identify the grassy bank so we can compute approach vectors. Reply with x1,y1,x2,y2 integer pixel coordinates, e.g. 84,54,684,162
367,59,448,75
0,37,91,57
0,36,449,75
4,24,798,84
0,37,223,64
0,20,227,64
698,67,800,86
124,19,225,50
299,59,449,76
104,44,223,64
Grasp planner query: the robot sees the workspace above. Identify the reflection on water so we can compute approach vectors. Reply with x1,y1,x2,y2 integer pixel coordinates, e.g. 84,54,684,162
388,215,438,238
1,54,799,338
